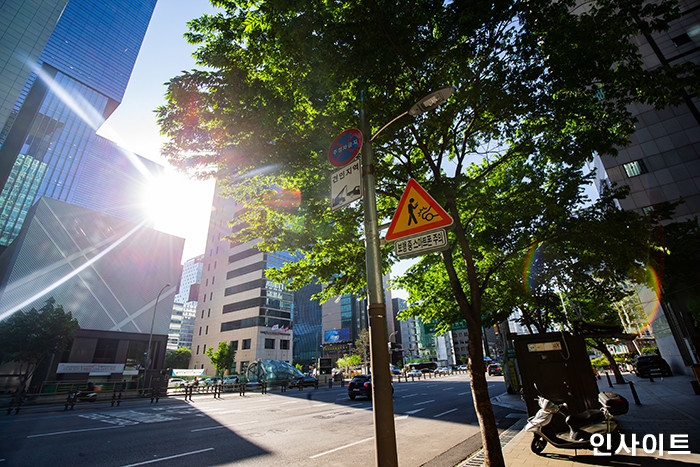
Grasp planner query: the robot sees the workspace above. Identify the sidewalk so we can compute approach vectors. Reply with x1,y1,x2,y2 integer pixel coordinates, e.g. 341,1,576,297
461,372,700,466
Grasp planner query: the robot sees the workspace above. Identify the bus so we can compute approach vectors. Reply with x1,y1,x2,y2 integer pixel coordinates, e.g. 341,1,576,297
406,361,438,373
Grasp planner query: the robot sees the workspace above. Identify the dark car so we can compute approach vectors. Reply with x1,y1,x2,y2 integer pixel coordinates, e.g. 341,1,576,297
289,375,319,389
347,375,394,400
487,364,503,376
633,354,672,377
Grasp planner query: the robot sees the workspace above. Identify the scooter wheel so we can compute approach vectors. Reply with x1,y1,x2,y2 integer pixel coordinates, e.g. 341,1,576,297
531,434,547,454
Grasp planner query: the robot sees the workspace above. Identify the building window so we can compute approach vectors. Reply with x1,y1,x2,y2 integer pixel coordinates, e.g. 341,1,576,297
280,340,290,350
206,325,209,335
201,310,204,319
210,292,213,301
203,344,207,352
264,338,275,349
641,205,655,216
212,276,215,284
622,159,648,178
242,339,251,350
196,345,200,354
199,327,202,336
208,309,211,318
240,361,249,372
231,340,239,350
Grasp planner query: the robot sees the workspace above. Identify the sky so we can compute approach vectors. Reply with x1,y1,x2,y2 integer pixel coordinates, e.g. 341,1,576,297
100,0,219,262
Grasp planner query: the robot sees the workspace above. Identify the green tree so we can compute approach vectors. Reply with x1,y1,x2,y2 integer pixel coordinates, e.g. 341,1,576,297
0,298,79,392
157,1,697,463
336,354,361,374
352,329,370,372
205,342,236,376
164,347,192,370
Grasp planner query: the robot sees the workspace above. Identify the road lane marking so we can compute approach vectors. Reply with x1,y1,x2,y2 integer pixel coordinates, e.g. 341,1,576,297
348,403,364,407
27,425,123,438
442,387,455,391
414,400,435,406
120,447,214,466
458,391,470,396
401,393,418,398
402,408,425,415
209,409,241,415
191,420,257,432
433,408,458,418
309,436,374,459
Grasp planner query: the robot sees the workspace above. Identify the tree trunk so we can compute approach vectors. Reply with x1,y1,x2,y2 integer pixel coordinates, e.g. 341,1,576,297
593,339,626,384
443,198,505,467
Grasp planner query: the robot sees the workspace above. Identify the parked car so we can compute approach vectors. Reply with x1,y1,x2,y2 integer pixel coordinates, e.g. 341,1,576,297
406,369,423,377
487,364,503,376
456,365,468,371
633,354,672,377
436,367,451,374
289,375,319,389
347,374,393,400
390,366,401,375
168,378,185,388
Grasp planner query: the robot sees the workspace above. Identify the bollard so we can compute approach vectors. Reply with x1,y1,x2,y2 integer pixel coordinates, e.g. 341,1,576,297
628,381,641,405
606,372,613,387
649,374,654,383
329,379,333,389
117,391,122,406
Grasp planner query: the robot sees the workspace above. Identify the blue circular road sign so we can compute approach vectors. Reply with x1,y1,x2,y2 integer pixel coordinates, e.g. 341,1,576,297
328,128,363,168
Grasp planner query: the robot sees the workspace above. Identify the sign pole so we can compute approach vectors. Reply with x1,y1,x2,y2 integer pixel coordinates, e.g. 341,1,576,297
360,103,399,467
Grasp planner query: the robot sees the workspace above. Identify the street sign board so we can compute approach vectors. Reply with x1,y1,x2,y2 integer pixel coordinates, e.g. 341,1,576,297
385,179,453,241
394,228,449,258
331,158,362,210
328,128,363,168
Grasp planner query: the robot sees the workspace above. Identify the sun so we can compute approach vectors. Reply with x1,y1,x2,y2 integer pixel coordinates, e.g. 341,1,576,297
141,169,215,250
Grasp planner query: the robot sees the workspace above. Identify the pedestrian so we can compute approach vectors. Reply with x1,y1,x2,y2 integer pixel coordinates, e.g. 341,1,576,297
239,374,247,396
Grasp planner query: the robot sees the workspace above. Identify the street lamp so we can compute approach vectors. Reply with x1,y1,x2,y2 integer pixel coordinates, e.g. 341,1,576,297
145,283,170,389
360,86,454,467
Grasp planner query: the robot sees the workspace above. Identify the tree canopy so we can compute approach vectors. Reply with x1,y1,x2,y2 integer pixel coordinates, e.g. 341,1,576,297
157,1,698,464
0,298,79,391
164,347,192,370
206,341,237,376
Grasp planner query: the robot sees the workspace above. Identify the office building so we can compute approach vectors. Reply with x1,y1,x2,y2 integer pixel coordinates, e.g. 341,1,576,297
0,0,158,247
292,281,323,367
189,185,294,375
595,0,700,373
169,255,203,350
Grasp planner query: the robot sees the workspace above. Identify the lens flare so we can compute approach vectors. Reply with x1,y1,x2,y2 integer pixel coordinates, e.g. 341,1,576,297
521,242,543,293
640,265,663,331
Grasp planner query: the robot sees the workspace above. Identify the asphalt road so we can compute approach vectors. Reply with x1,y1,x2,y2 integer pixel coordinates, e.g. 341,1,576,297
0,373,523,466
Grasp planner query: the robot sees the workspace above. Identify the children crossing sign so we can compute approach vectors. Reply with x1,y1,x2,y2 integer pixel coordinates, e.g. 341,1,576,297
385,179,453,242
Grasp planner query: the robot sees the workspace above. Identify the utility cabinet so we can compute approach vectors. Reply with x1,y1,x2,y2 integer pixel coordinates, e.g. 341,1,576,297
514,332,599,423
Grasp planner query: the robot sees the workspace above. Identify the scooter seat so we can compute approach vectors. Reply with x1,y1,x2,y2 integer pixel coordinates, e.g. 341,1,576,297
566,409,605,430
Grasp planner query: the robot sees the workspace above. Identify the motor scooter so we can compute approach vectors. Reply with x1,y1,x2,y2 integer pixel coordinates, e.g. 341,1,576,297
524,391,628,454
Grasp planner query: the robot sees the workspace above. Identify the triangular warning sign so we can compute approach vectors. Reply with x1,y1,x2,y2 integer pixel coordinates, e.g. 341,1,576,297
385,179,453,241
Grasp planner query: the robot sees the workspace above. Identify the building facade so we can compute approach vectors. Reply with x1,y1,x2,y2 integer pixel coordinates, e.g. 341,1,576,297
595,0,700,374
168,254,203,350
0,0,158,247
0,197,183,331
189,186,294,375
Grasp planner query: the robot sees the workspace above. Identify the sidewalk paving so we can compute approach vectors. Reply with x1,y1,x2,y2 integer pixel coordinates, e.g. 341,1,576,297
460,372,700,466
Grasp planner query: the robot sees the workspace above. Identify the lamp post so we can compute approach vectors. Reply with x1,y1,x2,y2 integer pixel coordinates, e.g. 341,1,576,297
360,87,454,467
145,283,170,390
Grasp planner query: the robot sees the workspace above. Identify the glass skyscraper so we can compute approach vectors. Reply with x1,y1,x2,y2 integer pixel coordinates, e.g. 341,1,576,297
0,0,158,247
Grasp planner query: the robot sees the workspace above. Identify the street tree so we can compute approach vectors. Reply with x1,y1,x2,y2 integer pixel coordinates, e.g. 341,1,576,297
336,354,361,374
164,347,192,370
157,1,698,464
205,342,236,377
352,329,371,373
0,298,79,392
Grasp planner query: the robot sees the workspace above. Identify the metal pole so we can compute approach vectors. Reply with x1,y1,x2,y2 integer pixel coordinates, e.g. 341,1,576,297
360,103,399,467
145,284,170,390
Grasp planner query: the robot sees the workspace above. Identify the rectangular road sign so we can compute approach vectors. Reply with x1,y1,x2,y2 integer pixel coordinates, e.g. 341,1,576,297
331,159,362,211
394,228,449,258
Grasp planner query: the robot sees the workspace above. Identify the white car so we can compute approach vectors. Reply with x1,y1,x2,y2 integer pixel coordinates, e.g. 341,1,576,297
168,378,185,388
406,369,423,377
436,367,452,374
